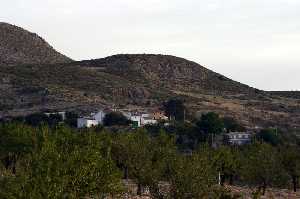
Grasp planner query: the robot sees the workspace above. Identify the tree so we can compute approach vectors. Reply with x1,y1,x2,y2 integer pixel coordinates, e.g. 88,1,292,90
47,113,63,127
255,128,281,146
212,146,241,186
240,143,287,195
149,131,177,198
197,112,224,135
65,111,79,127
0,125,123,198
164,122,200,150
280,145,300,192
223,117,245,133
168,151,216,199
111,130,154,195
163,98,185,121
24,113,49,126
0,123,36,174
196,112,224,146
103,112,130,126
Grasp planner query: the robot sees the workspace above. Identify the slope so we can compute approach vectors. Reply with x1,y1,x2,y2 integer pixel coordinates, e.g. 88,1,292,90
0,22,72,65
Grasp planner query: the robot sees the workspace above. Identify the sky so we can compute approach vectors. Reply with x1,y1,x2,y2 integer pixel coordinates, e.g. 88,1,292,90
1,0,300,91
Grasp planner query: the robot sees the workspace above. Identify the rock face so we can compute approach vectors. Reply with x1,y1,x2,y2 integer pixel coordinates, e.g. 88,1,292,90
80,54,257,95
0,22,72,65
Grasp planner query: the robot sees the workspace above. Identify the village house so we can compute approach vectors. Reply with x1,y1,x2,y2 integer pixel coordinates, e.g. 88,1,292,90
121,111,159,127
153,110,169,121
225,132,253,145
77,117,99,128
77,109,107,128
45,111,66,121
77,108,168,128
91,110,106,124
130,115,142,127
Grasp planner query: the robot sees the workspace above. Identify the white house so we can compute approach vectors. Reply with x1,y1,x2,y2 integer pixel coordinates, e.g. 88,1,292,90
91,110,106,124
130,115,142,127
45,111,66,121
77,109,107,128
141,117,157,126
226,132,252,145
77,118,99,128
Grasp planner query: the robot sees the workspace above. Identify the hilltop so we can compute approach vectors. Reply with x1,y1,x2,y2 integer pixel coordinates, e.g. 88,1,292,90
0,23,300,130
0,22,72,65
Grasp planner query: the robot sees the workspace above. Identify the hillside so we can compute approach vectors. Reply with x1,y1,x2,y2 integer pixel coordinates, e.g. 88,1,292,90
0,22,72,65
0,23,300,130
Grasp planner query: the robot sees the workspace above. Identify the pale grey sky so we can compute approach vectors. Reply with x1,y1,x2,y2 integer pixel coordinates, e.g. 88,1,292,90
1,0,300,91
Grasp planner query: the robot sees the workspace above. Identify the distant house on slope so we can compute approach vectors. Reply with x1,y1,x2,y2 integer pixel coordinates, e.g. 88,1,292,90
77,117,99,128
77,109,108,128
153,110,169,121
121,111,161,128
225,132,253,145
91,110,107,124
45,111,66,121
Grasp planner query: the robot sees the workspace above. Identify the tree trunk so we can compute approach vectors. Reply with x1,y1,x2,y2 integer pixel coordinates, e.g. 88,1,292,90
124,166,129,179
220,174,225,186
137,183,143,196
229,174,234,185
262,181,266,195
292,176,298,192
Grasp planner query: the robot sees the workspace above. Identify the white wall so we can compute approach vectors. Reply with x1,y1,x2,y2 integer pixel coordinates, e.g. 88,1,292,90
77,118,99,128
92,110,106,124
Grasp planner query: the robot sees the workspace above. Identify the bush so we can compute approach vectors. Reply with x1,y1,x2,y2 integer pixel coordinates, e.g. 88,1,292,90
103,112,130,126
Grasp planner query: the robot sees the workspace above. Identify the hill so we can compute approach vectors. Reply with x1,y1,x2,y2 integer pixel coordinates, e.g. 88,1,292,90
0,22,72,65
0,23,300,130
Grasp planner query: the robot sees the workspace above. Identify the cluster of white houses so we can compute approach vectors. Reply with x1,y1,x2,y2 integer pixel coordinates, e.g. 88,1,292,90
77,109,168,128
75,109,254,146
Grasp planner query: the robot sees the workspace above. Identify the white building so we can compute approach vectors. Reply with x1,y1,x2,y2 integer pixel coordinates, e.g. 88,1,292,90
141,117,157,126
130,115,142,127
91,110,106,124
45,111,66,121
77,109,107,128
226,132,252,145
130,113,158,127
77,118,99,128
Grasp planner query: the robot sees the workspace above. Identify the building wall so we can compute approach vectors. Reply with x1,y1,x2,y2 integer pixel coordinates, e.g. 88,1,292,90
227,132,252,145
77,118,99,128
93,110,106,124
142,118,157,126
130,116,141,127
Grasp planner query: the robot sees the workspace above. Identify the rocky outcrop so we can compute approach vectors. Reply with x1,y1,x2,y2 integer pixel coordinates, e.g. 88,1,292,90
0,22,72,65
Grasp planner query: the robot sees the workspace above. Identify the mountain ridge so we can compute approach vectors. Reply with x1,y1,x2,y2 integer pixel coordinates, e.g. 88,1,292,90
0,22,300,130
0,22,72,65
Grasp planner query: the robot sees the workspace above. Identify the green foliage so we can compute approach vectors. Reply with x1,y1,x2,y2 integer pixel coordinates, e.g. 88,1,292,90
255,128,281,146
223,117,245,133
168,151,216,199
24,113,50,126
103,112,130,126
163,98,185,121
0,123,37,174
64,111,79,127
240,143,288,195
0,125,123,198
197,112,224,135
279,145,300,192
1,122,300,197
164,122,200,150
212,146,241,186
